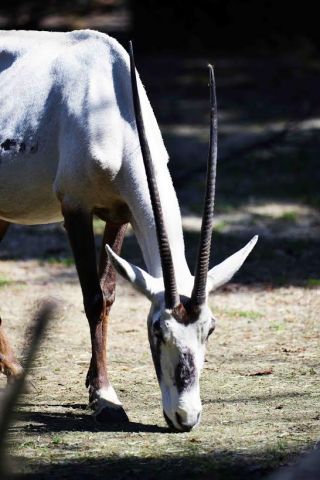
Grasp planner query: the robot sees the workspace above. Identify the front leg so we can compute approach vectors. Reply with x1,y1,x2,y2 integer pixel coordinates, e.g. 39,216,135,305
87,221,128,422
62,204,128,423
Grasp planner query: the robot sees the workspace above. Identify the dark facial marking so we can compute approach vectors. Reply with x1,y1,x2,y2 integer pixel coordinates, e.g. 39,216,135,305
1,139,16,151
172,301,202,325
175,349,196,393
148,324,162,382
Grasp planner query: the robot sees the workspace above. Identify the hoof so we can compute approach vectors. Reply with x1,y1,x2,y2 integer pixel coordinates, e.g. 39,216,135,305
94,404,129,424
89,385,128,423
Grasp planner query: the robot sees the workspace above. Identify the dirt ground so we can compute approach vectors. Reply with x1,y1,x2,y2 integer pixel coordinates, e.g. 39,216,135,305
0,53,320,479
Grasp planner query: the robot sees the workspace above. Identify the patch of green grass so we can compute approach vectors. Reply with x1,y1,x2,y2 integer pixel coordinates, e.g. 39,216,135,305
278,211,299,222
52,436,63,445
306,278,320,288
270,322,285,332
220,309,264,320
93,218,105,235
275,439,288,452
214,221,228,232
216,201,235,214
0,276,10,287
42,257,74,267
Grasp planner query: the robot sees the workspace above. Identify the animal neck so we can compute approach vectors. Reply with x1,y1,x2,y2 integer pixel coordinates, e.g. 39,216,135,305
115,63,193,292
123,151,192,291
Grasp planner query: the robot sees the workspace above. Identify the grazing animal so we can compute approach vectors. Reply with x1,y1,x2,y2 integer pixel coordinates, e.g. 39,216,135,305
0,30,257,431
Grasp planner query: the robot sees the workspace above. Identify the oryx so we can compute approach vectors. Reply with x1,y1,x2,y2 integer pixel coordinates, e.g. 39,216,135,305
0,30,257,431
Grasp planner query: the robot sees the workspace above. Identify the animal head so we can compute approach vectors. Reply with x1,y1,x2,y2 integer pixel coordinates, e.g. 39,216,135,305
106,43,258,431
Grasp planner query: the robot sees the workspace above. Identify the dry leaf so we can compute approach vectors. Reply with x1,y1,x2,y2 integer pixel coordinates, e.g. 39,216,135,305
248,369,273,376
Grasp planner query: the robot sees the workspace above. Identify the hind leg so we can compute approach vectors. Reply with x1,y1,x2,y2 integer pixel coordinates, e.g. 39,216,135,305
0,220,22,381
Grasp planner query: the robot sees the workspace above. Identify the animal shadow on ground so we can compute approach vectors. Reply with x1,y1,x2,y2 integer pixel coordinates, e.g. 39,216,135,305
11,450,292,480
15,404,169,434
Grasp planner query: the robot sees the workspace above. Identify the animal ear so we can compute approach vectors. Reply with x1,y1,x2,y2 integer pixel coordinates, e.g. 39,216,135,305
105,245,159,301
207,235,258,292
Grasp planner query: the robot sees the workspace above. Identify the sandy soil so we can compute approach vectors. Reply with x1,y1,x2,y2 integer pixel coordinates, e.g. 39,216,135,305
0,222,318,480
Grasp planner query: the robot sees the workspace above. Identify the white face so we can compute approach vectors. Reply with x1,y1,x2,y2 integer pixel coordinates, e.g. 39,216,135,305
106,234,258,431
148,302,215,431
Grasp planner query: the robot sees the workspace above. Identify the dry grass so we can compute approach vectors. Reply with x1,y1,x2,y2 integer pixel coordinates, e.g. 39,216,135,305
0,255,319,479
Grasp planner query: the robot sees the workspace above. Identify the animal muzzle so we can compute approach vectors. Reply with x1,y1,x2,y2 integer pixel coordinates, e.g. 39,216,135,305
163,406,202,432
162,391,202,432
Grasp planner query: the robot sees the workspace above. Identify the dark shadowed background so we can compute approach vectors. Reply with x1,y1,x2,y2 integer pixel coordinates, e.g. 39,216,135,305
1,0,319,284
0,0,319,54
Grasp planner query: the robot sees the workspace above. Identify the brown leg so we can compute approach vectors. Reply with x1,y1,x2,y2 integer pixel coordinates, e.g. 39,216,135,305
0,318,23,381
94,222,128,422
0,220,22,381
62,204,128,422
99,221,128,351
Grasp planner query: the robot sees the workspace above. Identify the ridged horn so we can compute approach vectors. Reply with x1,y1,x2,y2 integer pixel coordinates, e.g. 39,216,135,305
191,65,218,306
129,41,179,309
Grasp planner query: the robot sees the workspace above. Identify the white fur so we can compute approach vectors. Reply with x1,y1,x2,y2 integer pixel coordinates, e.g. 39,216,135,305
96,385,122,406
93,386,123,417
207,235,258,291
0,29,190,280
158,317,206,430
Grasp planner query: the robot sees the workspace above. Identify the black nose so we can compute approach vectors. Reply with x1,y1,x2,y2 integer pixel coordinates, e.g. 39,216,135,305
175,412,193,432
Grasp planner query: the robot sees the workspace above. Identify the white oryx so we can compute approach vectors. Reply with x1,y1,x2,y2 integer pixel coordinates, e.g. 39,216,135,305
0,30,257,431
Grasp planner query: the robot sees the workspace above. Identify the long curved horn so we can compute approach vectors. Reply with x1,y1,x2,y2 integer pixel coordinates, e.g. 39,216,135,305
129,41,179,309
191,65,218,306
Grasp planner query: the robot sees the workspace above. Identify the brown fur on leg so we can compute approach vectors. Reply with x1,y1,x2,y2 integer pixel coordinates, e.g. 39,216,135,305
0,318,22,381
62,205,128,421
86,222,128,394
99,222,128,375
0,220,21,381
